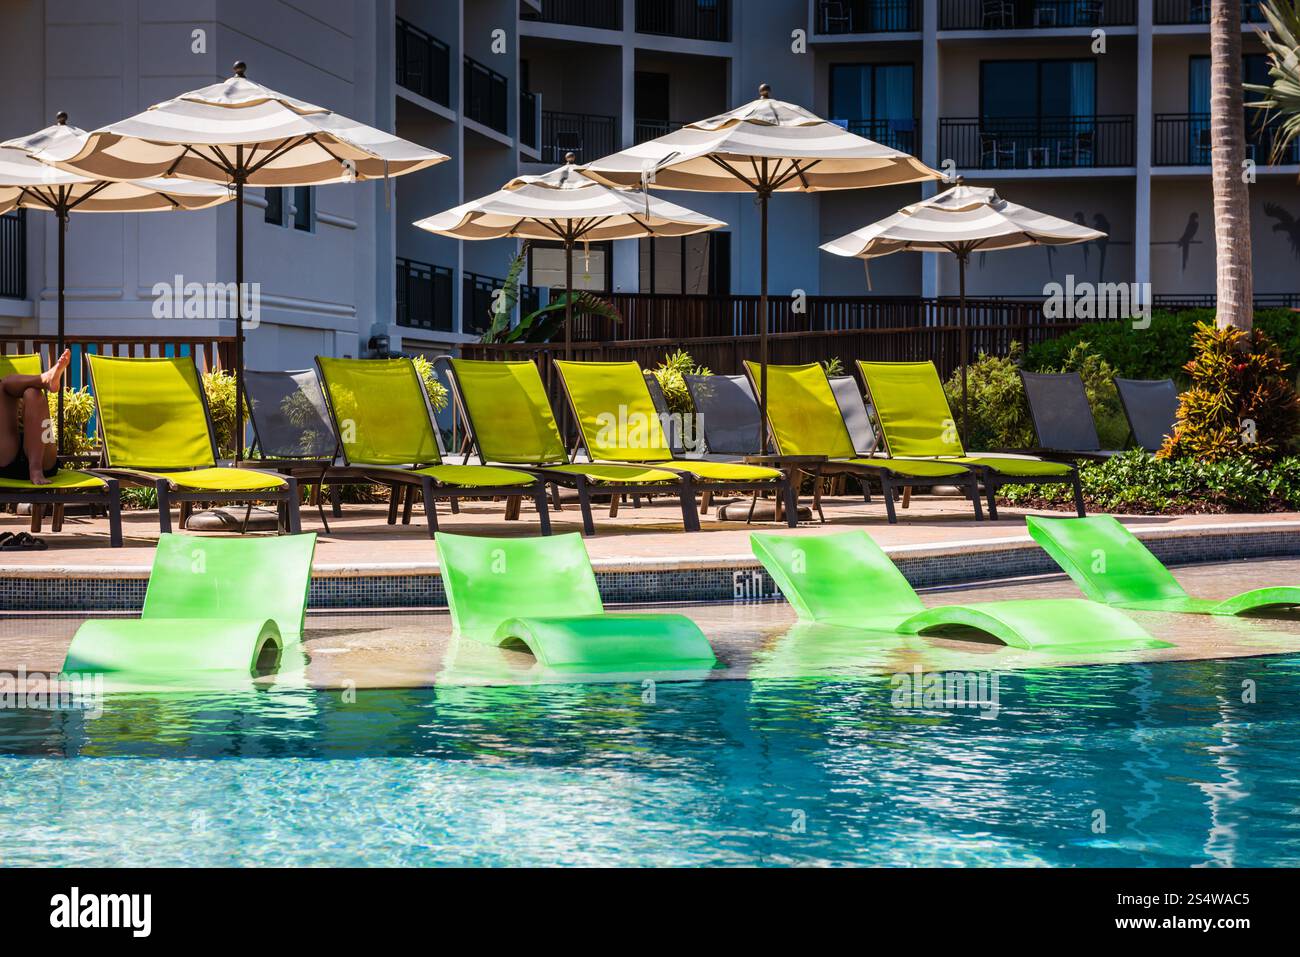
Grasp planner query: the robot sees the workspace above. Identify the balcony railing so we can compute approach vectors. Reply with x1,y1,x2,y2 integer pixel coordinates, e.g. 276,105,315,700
939,0,1135,29
815,0,920,33
636,0,731,41
521,90,539,149
634,118,685,144
1153,113,1300,166
541,111,619,164
397,258,454,333
1153,0,1266,23
843,118,920,155
395,18,451,107
463,273,543,336
464,56,509,134
940,115,1135,169
521,0,622,30
0,210,24,300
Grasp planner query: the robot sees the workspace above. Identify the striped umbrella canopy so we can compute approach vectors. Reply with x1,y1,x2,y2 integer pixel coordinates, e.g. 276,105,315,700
31,61,450,456
582,85,942,452
416,155,724,355
0,114,231,453
822,183,1106,441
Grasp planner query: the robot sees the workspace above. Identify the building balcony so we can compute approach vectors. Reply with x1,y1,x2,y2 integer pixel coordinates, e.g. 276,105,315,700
1153,0,1266,24
1153,113,1300,166
463,272,543,337
395,18,450,108
841,118,920,155
940,115,1135,170
938,0,1135,30
396,258,454,333
464,56,509,135
634,118,685,144
0,210,24,301
541,110,619,164
521,0,622,31
815,0,920,34
635,0,732,42
521,90,540,149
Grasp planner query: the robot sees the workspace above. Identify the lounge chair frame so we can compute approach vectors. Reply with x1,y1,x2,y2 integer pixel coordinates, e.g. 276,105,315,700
1019,370,1120,462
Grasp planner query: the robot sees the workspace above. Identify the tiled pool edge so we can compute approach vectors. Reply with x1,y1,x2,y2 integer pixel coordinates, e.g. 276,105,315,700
4,521,1298,612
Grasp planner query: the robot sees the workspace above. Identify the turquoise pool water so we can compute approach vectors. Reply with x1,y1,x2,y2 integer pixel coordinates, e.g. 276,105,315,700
3,655,1299,867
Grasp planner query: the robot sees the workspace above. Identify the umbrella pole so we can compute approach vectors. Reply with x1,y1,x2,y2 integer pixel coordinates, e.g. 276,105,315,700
959,251,968,448
759,190,769,456
234,169,245,462
56,206,67,458
564,236,573,361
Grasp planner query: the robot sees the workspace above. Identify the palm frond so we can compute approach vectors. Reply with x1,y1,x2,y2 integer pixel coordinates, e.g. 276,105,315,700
1248,1,1300,164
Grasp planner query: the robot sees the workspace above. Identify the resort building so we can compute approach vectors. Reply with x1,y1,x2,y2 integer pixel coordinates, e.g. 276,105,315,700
0,0,1295,369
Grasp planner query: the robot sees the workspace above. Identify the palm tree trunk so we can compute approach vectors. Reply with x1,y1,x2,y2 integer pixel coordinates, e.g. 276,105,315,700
1210,0,1254,330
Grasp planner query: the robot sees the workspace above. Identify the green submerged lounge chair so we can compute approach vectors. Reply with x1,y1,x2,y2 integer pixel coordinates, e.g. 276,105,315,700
315,356,550,537
63,532,316,677
745,360,982,523
442,357,693,535
436,531,717,670
751,530,1166,651
1028,514,1300,616
553,359,797,526
858,360,1084,520
85,354,300,534
0,352,123,546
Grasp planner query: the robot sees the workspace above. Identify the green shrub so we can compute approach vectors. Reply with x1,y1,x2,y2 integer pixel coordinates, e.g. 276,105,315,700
203,368,240,456
53,386,97,455
651,350,710,415
410,355,450,412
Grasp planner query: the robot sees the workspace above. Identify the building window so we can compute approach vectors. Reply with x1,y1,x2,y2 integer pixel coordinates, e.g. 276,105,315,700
528,241,612,292
829,63,915,153
293,186,314,232
638,233,730,295
979,59,1096,122
264,186,284,225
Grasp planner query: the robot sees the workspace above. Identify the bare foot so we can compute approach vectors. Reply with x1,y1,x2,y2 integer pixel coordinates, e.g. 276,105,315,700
29,469,51,486
41,349,71,393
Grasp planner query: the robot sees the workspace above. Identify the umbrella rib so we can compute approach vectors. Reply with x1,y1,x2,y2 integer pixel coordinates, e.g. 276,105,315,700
65,180,111,213
247,136,311,175
706,155,759,190
773,159,819,191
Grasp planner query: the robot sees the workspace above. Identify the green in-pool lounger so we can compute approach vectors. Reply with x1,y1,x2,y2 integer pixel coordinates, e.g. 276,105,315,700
85,354,300,534
441,357,693,535
553,359,797,527
436,531,717,670
744,360,982,523
1028,514,1300,616
750,530,1167,651
857,360,1085,520
0,352,124,547
315,356,551,537
62,532,316,676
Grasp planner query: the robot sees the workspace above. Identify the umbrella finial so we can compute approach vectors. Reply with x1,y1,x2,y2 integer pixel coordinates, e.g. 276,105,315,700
233,60,247,77
55,111,68,125
758,83,771,99
564,151,577,165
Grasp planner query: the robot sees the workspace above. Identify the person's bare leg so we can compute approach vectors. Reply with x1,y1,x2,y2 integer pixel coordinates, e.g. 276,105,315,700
1,348,70,397
21,387,56,484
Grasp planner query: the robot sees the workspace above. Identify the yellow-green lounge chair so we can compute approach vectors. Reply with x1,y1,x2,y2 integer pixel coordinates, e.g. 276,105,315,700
85,354,300,534
553,359,797,526
315,356,551,537
0,352,123,547
744,360,981,523
443,357,695,534
858,360,1084,520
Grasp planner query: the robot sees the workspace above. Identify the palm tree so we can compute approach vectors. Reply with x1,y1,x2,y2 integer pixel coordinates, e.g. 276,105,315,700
1246,2,1300,163
1210,0,1254,329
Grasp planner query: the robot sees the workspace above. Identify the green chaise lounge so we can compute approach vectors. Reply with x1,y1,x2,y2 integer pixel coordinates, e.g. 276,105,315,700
1028,514,1300,616
442,357,694,535
744,360,983,523
63,532,316,676
315,356,551,537
0,352,123,546
436,531,717,670
858,360,1085,520
553,359,797,526
85,354,300,534
751,530,1166,651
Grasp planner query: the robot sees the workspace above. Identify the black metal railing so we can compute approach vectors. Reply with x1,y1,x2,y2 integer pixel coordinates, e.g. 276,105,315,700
939,0,1135,28
397,258,454,333
815,0,920,33
463,273,543,337
1153,113,1300,166
634,118,685,144
1153,0,1266,23
395,18,450,107
520,90,539,148
0,210,24,300
636,0,731,41
521,0,622,30
940,115,1135,169
844,118,920,155
464,56,509,134
541,111,619,164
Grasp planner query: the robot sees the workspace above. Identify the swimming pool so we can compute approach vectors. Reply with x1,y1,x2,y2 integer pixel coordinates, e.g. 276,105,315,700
3,654,1299,867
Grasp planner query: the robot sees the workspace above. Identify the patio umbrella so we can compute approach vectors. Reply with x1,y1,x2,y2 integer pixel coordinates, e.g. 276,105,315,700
414,153,724,357
34,61,449,457
582,84,941,453
821,182,1105,443
0,113,231,454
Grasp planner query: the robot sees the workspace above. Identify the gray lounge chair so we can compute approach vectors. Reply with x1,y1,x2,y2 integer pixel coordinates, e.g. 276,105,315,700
1114,377,1180,453
829,375,878,456
683,373,762,458
1020,371,1121,461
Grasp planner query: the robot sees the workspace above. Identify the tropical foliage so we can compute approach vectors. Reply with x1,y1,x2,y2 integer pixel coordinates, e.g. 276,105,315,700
651,349,711,415
1245,0,1300,165
479,244,622,344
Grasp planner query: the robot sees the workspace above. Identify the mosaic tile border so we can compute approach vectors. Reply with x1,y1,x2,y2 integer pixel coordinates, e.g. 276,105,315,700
4,524,1299,613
